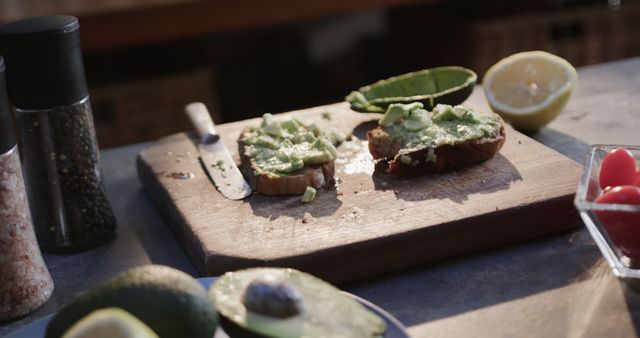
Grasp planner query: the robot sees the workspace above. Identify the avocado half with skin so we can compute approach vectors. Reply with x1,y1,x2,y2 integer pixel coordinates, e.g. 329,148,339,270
347,66,477,113
46,265,218,338
210,268,386,338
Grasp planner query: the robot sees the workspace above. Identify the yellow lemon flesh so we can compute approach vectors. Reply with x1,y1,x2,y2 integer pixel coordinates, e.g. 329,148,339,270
61,308,158,338
483,51,577,131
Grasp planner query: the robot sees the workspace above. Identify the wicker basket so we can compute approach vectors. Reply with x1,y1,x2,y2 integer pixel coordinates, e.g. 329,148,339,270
90,69,218,148
467,2,640,77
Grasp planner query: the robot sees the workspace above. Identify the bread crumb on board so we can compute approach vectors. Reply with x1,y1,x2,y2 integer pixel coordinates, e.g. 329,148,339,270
342,207,364,221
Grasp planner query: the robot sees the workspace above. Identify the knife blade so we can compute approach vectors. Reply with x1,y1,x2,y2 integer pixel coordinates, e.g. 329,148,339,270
185,102,252,200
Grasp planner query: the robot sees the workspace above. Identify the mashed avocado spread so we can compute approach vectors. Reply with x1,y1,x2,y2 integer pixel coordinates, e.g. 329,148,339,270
241,114,344,177
380,103,500,151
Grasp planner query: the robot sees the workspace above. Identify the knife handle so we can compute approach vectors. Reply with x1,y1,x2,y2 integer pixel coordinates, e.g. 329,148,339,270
185,102,219,143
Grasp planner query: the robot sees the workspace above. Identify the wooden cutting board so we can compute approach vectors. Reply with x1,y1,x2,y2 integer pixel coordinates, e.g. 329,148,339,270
137,102,583,283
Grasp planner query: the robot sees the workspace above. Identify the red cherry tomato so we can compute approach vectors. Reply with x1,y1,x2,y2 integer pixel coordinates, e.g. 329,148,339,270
597,185,640,205
596,186,640,258
599,147,637,189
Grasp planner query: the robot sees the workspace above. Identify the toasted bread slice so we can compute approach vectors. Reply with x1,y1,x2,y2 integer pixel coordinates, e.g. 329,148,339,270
239,140,335,196
237,114,342,196
367,104,506,176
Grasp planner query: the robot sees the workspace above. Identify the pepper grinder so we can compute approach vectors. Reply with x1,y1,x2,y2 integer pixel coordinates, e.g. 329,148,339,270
0,56,54,321
0,16,116,253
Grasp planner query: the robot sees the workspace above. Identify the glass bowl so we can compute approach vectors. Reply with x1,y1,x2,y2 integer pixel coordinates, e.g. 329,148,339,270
574,144,640,278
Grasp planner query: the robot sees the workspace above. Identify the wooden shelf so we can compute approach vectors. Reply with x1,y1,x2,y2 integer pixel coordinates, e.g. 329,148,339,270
0,0,440,51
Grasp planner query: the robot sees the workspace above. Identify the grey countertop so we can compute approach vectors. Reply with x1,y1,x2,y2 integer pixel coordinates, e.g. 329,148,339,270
2,57,640,337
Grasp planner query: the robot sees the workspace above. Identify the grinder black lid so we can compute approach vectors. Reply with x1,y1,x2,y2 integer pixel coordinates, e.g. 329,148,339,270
0,56,16,154
0,15,88,110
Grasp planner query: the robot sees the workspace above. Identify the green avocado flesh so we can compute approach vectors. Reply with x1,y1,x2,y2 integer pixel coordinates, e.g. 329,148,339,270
346,66,476,112
210,268,386,338
61,308,158,338
241,114,344,177
46,265,217,338
300,186,316,203
379,103,501,154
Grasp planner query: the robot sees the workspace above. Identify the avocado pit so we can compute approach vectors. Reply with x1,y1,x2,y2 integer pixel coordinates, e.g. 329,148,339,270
242,275,304,319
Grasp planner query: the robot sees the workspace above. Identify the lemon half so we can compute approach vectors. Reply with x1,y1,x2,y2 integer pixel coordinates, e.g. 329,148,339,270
483,51,577,130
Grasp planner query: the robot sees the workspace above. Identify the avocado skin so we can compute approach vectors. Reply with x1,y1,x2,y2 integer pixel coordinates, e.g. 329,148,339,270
348,66,477,113
45,265,217,338
355,82,474,112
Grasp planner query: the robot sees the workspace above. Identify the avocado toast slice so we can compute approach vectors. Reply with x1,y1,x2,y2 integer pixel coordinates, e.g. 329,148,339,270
239,114,344,196
368,103,505,176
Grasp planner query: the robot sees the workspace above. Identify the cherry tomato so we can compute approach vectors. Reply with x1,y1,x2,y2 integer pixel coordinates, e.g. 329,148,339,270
599,147,637,189
596,186,640,258
597,185,640,205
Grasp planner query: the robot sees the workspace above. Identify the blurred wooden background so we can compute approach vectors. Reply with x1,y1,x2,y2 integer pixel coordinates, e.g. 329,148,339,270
1,0,638,148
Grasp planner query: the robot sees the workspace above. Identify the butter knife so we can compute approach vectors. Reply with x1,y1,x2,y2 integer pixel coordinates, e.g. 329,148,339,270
185,102,252,200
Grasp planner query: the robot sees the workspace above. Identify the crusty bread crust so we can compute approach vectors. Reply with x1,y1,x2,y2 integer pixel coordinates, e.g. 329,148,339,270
367,119,506,176
238,131,335,196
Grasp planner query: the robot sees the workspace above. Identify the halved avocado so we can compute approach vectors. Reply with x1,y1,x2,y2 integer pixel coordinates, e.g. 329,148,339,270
46,265,218,338
210,268,386,338
346,66,477,113
61,308,158,338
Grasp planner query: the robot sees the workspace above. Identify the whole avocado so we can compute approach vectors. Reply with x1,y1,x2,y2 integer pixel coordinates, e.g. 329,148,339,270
45,265,217,338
